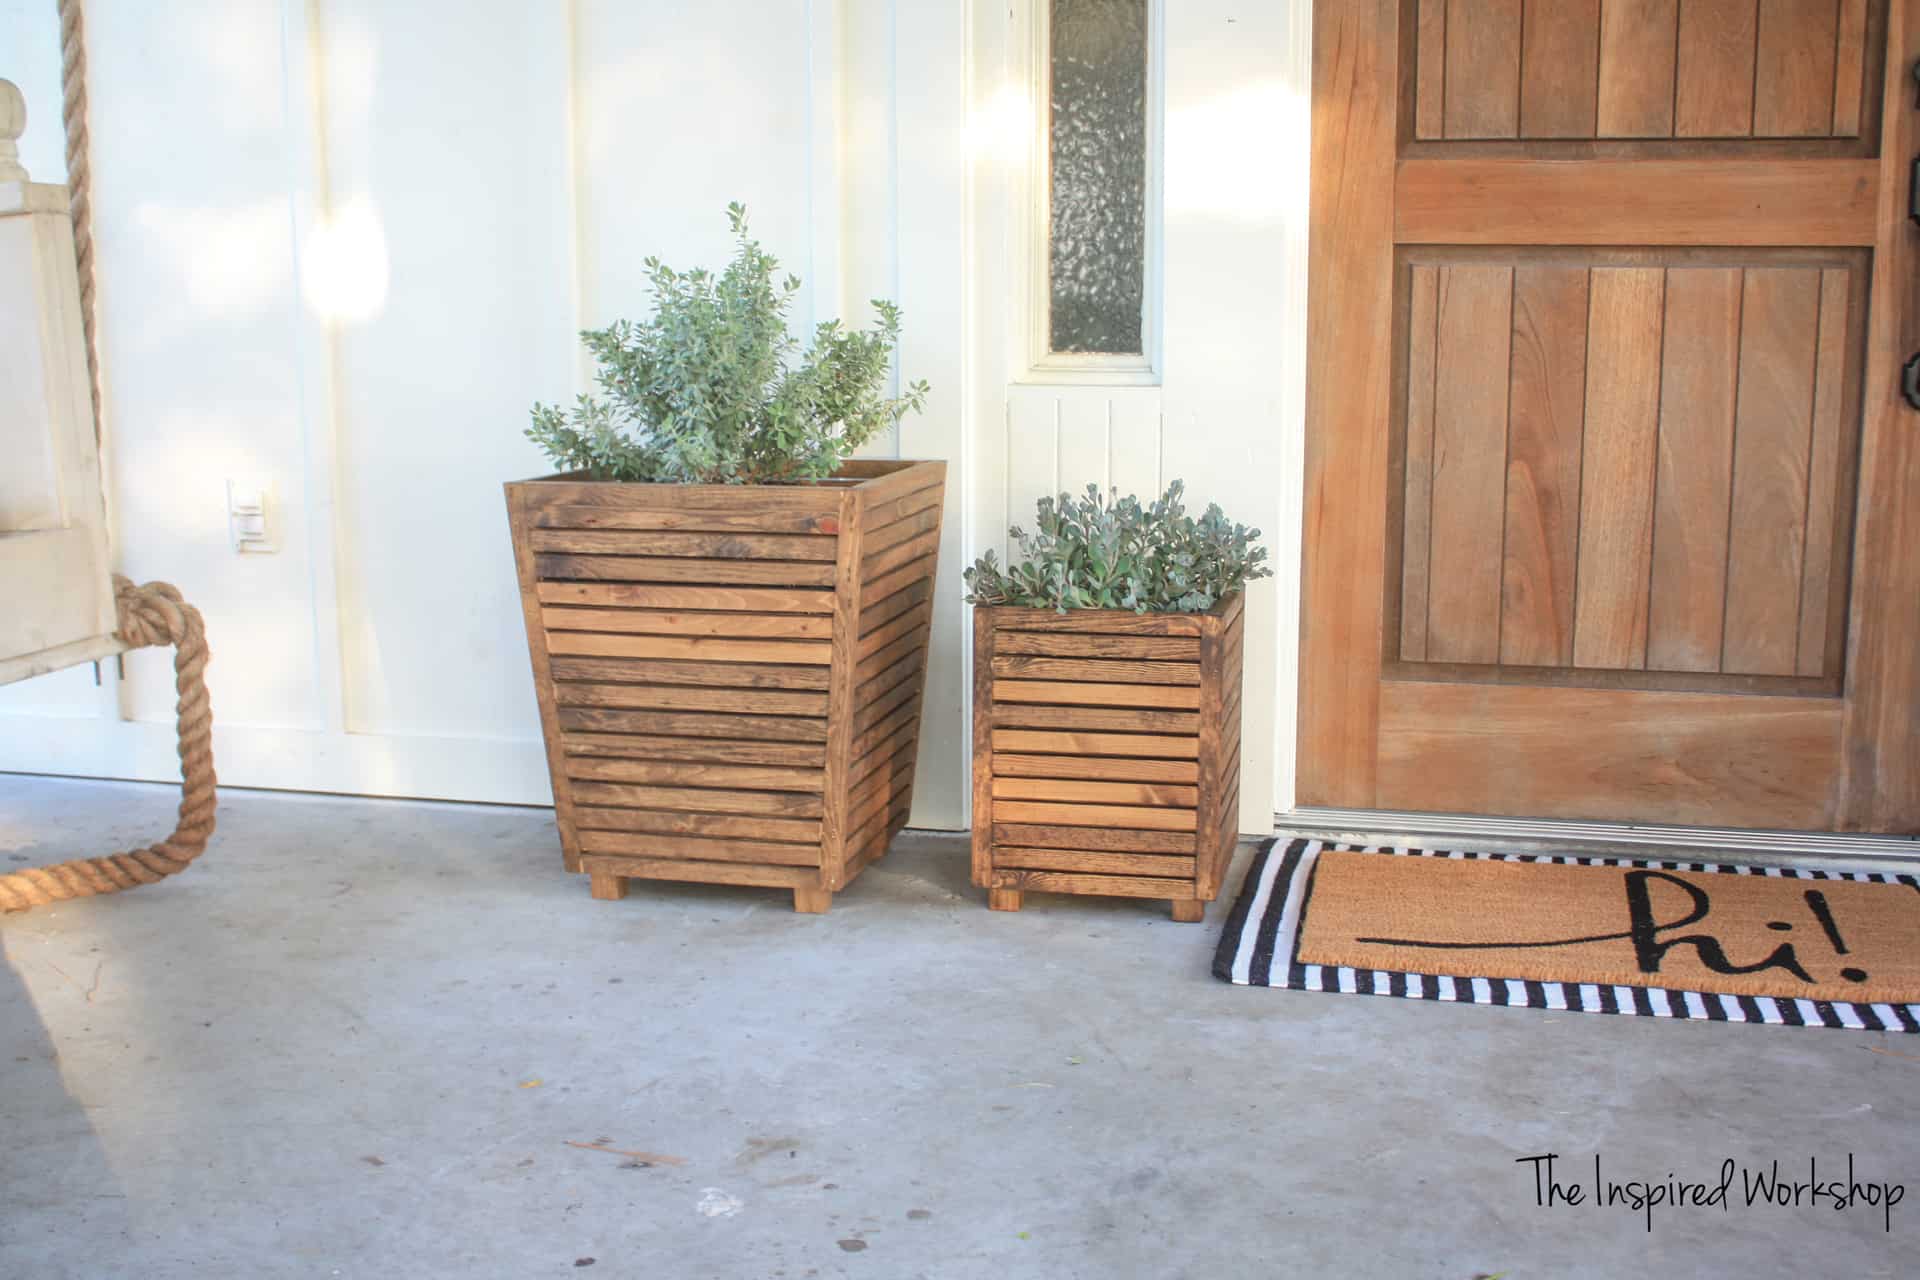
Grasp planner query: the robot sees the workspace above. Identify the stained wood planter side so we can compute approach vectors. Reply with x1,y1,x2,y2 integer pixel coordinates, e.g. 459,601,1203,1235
505,459,945,913
971,593,1246,921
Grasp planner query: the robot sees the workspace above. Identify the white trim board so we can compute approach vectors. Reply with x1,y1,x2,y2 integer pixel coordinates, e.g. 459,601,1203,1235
1280,807,1920,871
0,716,553,806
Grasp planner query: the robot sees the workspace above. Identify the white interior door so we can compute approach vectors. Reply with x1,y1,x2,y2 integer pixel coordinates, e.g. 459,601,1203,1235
0,146,116,686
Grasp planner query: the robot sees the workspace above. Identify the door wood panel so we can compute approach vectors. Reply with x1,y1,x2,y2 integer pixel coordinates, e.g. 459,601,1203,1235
1411,0,1883,143
1303,0,1919,832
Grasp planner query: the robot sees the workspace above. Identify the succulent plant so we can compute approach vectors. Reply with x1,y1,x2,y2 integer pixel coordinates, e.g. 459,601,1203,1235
965,481,1270,614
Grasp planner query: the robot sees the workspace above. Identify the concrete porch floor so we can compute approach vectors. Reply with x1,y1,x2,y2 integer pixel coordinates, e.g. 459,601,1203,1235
0,776,1912,1279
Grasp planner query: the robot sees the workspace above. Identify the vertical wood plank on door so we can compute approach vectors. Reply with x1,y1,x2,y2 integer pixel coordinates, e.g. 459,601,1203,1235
1675,0,1760,137
1648,268,1742,671
1005,393,1061,559
1416,0,1448,140
1427,265,1513,664
1443,0,1524,138
1573,268,1666,669
1842,0,1920,829
1519,0,1601,138
1724,268,1821,675
1754,0,1841,136
1797,269,1852,676
1056,397,1109,496
1300,0,1400,806
1401,267,1441,662
1500,265,1587,666
1598,0,1681,137
1107,396,1163,501
1832,0,1871,135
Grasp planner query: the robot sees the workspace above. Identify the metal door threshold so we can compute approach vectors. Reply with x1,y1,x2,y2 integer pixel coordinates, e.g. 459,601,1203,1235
1278,807,1920,873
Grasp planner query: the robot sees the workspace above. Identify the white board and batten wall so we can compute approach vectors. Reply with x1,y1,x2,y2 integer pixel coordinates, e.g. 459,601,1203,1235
0,1,1310,835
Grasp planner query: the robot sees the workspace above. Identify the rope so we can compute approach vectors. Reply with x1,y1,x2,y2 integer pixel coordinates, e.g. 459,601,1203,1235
58,0,101,436
0,578,217,912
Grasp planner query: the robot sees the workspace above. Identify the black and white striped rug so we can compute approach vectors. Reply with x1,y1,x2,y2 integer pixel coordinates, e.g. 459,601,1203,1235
1212,837,1920,1032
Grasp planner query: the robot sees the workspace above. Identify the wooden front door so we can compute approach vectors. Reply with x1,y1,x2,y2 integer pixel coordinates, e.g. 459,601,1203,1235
1300,0,1920,833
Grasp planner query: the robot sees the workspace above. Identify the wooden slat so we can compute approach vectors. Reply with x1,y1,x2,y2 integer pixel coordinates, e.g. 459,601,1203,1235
993,848,1198,877
1378,681,1841,829
579,854,814,891
1724,267,1821,675
1832,0,1870,135
991,705,1199,733
575,832,821,866
507,485,583,872
991,679,1200,710
1798,269,1852,676
989,654,1200,685
1597,0,1679,137
988,870,1196,900
1843,0,1920,829
545,631,831,665
852,668,921,735
547,656,830,690
1675,0,1759,137
1754,0,1840,137
570,781,823,818
857,575,931,638
1426,265,1512,664
1415,0,1447,140
855,634,925,692
990,729,1199,759
1299,0,1398,807
992,632,1200,660
981,606,1206,636
535,582,834,613
994,823,1196,854
1648,266,1742,672
849,692,921,763
558,706,830,741
570,807,821,843
565,758,823,792
859,554,937,609
857,602,932,663
1394,159,1879,246
992,801,1197,832
529,502,839,535
992,754,1198,784
820,489,864,881
1443,0,1523,139
560,733,826,768
1573,268,1665,669
992,777,1198,807
1400,265,1438,662
1499,265,1587,667
539,607,833,639
1518,0,1600,138
536,554,836,587
859,480,944,531
861,528,941,581
555,681,827,718
528,529,836,560
861,505,941,557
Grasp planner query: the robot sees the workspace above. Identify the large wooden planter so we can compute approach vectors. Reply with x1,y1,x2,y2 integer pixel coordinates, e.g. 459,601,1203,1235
971,593,1244,921
505,459,945,913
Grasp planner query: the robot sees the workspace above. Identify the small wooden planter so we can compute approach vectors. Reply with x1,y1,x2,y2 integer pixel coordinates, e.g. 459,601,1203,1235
505,459,945,913
971,593,1245,921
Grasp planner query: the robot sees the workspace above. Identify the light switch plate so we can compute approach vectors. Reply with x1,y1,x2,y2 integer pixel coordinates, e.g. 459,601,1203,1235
227,479,276,553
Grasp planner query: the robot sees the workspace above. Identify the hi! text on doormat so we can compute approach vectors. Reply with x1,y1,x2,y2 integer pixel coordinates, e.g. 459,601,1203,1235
1214,839,1920,1031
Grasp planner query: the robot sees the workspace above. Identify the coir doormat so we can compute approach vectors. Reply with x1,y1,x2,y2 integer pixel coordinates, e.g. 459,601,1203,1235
1213,839,1920,1031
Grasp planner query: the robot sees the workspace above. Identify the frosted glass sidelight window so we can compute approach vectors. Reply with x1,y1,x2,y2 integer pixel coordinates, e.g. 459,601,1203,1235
1048,0,1149,356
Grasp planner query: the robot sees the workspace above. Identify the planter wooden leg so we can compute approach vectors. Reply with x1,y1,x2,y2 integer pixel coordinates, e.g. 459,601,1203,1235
1170,898,1205,923
792,887,833,914
988,888,1023,912
589,873,628,902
